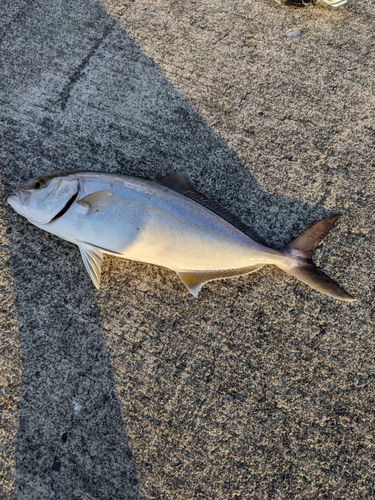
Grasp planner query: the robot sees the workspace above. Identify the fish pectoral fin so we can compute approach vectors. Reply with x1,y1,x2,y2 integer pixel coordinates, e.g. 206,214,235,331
78,244,104,289
177,265,264,297
77,190,112,214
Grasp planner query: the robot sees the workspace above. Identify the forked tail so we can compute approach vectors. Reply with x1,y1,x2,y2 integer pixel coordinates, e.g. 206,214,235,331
281,215,355,302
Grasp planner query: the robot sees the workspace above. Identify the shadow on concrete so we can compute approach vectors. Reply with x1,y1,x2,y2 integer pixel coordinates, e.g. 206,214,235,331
0,0,334,498
4,231,141,499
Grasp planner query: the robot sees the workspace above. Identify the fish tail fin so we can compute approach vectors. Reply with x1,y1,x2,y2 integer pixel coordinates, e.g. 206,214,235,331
281,214,355,302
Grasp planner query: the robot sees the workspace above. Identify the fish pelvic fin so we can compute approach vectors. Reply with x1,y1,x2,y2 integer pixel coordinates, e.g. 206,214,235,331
78,244,104,289
282,215,355,302
177,265,264,297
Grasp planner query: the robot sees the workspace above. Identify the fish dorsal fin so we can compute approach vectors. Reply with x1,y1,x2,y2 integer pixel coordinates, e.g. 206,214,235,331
177,265,264,297
77,190,112,214
157,172,265,245
78,244,104,289
157,171,193,192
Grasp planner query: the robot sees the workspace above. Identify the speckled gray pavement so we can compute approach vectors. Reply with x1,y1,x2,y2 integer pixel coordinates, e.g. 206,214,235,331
1,0,374,498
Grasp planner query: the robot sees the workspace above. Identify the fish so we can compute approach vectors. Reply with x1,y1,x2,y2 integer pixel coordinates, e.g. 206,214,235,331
7,170,354,301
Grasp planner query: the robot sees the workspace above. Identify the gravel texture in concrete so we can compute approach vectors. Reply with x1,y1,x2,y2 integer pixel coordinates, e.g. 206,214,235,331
1,0,375,498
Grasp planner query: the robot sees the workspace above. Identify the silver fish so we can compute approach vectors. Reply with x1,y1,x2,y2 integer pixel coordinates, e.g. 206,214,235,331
7,171,354,301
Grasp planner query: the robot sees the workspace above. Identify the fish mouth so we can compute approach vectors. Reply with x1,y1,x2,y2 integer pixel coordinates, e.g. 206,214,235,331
7,193,18,209
49,190,79,223
8,190,31,206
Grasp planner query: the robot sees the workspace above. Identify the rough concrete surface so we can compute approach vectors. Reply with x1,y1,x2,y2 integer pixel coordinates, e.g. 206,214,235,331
0,0,374,498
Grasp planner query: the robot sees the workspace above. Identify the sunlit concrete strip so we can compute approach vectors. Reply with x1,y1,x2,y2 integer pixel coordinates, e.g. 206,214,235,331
0,176,21,500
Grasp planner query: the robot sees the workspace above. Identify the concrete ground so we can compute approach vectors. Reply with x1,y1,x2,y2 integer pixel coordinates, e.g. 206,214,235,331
1,0,375,498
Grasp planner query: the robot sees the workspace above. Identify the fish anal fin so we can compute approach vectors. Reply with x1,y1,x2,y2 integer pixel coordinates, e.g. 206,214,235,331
78,190,112,214
157,172,265,245
78,244,104,289
177,265,263,297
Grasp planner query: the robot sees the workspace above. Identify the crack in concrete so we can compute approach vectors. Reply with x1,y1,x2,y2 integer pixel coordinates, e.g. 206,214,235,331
58,22,115,111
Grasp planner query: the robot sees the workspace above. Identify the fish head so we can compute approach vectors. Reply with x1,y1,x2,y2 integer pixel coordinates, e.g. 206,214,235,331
7,173,79,225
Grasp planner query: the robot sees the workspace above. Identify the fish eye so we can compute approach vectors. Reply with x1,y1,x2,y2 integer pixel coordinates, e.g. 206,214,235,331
33,178,45,190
